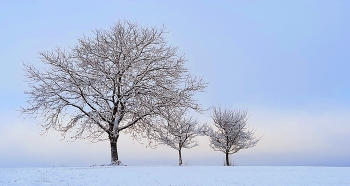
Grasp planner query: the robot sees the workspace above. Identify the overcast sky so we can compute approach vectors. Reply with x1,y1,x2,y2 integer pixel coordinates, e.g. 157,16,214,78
1,1,350,168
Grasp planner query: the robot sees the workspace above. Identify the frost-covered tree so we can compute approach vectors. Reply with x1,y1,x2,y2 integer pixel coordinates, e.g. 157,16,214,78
206,107,260,166
21,20,206,165
152,108,206,166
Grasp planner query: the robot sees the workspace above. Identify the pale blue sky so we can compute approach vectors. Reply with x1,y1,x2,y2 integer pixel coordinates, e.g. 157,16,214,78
1,1,350,167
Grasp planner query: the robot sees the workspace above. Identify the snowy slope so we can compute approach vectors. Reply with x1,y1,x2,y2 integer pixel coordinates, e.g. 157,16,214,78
1,166,349,186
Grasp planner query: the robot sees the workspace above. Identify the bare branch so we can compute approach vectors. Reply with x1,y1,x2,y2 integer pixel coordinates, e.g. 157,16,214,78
149,107,206,165
21,20,207,164
206,106,260,166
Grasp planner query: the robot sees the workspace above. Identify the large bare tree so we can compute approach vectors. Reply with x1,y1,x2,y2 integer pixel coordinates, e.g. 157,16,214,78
21,20,206,165
206,107,260,166
152,108,206,166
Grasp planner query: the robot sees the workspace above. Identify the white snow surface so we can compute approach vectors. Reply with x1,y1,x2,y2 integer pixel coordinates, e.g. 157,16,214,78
1,166,349,186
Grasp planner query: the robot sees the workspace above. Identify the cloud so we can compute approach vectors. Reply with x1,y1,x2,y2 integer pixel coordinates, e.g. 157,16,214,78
1,104,350,167
235,105,350,166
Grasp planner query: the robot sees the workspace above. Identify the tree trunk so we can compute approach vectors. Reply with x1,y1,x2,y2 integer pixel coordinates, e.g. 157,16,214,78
178,149,183,166
225,152,230,166
110,136,120,165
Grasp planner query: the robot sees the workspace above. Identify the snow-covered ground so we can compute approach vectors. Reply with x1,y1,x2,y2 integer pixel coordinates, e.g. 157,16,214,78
1,166,349,186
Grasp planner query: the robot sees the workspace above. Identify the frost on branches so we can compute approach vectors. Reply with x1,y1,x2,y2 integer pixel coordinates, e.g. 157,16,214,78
206,107,260,166
21,20,207,165
152,108,206,166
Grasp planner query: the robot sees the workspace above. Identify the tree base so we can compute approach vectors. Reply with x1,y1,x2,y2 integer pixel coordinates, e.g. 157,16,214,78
110,160,125,166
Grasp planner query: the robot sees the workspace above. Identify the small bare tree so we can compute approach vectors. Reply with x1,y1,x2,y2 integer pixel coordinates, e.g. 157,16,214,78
21,20,206,165
152,108,206,166
206,107,260,166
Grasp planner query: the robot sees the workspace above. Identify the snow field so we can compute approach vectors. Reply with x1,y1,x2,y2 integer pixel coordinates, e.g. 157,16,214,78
1,166,349,186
